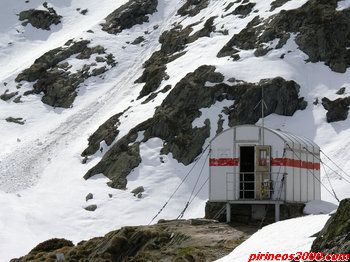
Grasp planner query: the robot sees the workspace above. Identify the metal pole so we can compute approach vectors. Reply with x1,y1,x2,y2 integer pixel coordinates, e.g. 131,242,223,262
275,203,280,222
226,202,231,223
262,86,264,145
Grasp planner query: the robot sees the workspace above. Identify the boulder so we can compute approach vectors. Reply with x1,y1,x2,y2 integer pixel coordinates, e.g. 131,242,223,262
18,6,61,30
322,97,350,123
85,205,97,212
0,91,18,101
6,117,25,125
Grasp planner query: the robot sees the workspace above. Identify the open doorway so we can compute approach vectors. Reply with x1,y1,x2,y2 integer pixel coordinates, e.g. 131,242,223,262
240,146,255,199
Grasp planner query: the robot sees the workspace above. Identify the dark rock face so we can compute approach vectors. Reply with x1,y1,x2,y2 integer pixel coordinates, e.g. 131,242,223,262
15,40,116,108
136,17,217,99
82,112,124,157
85,65,306,189
19,7,61,30
101,0,158,35
135,25,192,99
217,15,262,58
322,97,350,123
84,139,141,189
177,0,210,17
311,198,350,258
218,0,350,73
228,77,307,126
16,40,89,82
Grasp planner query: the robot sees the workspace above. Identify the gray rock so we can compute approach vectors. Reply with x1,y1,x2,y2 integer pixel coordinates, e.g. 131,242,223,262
0,91,18,101
6,117,25,125
131,186,145,197
85,205,97,212
18,6,61,30
336,87,346,95
13,96,22,103
322,97,350,122
86,193,93,202
131,36,145,45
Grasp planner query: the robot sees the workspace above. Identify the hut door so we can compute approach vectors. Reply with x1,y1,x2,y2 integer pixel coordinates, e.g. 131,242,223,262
239,146,255,199
255,146,271,199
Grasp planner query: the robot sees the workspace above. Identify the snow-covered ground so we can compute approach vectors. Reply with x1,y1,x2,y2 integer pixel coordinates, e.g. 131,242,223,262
0,0,349,261
217,214,331,262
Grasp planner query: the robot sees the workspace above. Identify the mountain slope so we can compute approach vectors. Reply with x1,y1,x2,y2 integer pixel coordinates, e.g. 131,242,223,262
1,0,350,261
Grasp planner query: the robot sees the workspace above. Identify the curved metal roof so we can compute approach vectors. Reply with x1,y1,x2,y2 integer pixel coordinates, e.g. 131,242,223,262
211,124,320,151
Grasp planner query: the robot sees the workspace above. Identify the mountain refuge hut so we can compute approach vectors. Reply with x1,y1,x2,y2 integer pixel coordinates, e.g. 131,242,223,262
208,125,321,222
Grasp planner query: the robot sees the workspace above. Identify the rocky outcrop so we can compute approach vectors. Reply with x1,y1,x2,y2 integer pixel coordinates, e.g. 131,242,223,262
101,0,158,35
0,90,18,101
82,111,124,157
322,97,350,123
270,0,291,11
136,16,217,99
11,219,257,262
177,0,210,17
228,77,307,126
230,2,256,17
19,4,61,30
15,40,116,108
29,238,74,255
218,0,350,73
310,198,350,257
84,66,221,188
84,139,141,189
217,15,262,58
135,25,192,99
85,65,306,189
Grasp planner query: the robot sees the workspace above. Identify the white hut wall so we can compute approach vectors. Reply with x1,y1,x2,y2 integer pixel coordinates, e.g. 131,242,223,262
209,129,235,201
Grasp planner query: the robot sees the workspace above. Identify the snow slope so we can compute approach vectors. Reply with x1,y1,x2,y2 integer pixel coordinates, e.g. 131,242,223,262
217,214,331,262
0,0,350,261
